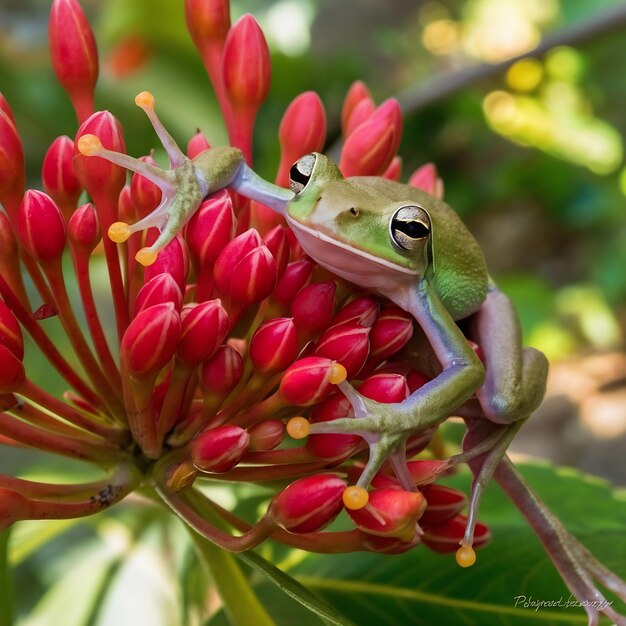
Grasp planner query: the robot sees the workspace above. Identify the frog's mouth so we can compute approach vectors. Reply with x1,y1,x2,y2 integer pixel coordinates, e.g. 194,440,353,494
285,216,419,278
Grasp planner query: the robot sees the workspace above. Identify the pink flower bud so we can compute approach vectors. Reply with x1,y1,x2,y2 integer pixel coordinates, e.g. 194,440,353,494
359,373,409,403
249,317,298,373
307,393,360,461
332,295,379,328
270,474,346,533
130,155,162,217
229,245,277,307
213,229,262,294
143,232,190,291
248,419,285,451
292,281,336,333
407,460,448,486
191,425,250,473
178,300,229,366
117,185,136,223
120,303,181,378
186,130,212,159
134,273,183,316
341,80,372,137
347,488,426,541
0,109,24,207
423,515,490,553
222,15,271,110
186,190,236,270
0,344,25,394
276,92,326,186
200,344,244,395
315,322,370,379
0,94,15,124
279,357,343,406
407,369,430,393
263,226,290,278
369,306,413,360
42,136,82,216
0,302,23,360
272,260,314,308
420,485,467,526
49,0,98,122
68,203,101,253
408,163,443,198
18,190,66,265
339,99,402,177
74,112,126,198
185,0,231,49
358,530,420,555
0,488,31,531
344,97,376,138
383,156,402,182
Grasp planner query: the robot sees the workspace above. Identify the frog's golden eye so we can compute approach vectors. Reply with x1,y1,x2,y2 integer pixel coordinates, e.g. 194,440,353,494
289,154,316,194
390,205,431,251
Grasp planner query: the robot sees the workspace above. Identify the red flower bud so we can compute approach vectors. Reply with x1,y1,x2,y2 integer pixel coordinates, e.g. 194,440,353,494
358,530,420,555
120,303,181,378
0,94,15,124
272,260,314,308
134,273,183,315
307,393,360,461
359,373,409,403
407,369,430,393
279,357,344,406
407,460,448,486
229,245,277,307
130,155,162,217
249,317,298,373
408,163,443,199
222,15,271,110
0,344,25,393
347,488,426,541
0,302,23,360
41,136,82,216
67,203,101,253
292,281,336,333
344,97,376,138
213,229,262,294
339,99,402,177
18,190,66,265
383,156,402,182
341,80,372,137
467,339,485,363
191,425,250,473
186,130,212,159
332,295,379,328
369,306,413,360
185,0,231,49
315,322,370,379
420,485,467,526
270,474,346,533
277,92,327,186
186,190,236,270
74,112,126,199
263,226,290,278
49,0,98,123
0,108,25,208
143,232,190,291
248,419,285,451
423,515,490,553
117,185,136,224
178,300,229,366
200,344,244,395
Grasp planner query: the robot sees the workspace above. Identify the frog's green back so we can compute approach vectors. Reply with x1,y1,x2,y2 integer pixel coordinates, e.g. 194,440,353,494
353,177,488,320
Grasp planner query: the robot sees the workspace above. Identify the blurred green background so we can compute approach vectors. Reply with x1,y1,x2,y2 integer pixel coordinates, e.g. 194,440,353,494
1,0,625,473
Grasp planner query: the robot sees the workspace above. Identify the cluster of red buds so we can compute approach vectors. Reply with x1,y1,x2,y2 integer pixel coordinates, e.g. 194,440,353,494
0,0,488,563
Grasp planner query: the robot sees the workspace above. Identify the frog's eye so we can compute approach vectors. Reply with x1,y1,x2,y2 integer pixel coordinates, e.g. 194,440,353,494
289,154,316,194
390,205,431,251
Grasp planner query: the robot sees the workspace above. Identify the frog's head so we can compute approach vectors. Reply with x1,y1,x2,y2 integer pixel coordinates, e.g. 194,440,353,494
285,153,433,293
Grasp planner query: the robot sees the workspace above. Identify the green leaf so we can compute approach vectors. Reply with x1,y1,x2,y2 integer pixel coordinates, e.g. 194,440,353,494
282,462,626,626
0,530,13,626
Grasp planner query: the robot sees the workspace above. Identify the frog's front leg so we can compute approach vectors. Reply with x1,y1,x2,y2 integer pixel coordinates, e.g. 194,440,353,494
290,278,485,504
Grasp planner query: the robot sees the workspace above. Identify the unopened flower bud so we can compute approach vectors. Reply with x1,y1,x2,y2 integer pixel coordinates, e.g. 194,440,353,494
247,419,285,451
347,488,426,541
49,0,98,122
315,322,370,379
186,130,212,159
134,273,183,315
131,155,162,217
292,281,336,333
407,369,430,393
191,425,250,473
0,109,24,209
185,0,231,50
408,163,443,199
369,306,414,360
68,203,101,253
120,303,181,378
423,515,490,553
0,302,23,360
341,80,372,137
201,344,244,396
0,344,25,393
213,229,262,293
263,226,290,278
383,156,402,182
229,245,277,307
344,97,376,138
332,295,379,328
280,357,346,406
18,190,66,265
420,485,467,526
0,94,15,124
269,474,346,533
359,373,409,403
277,92,326,186
249,317,298,373
178,300,229,366
42,136,82,216
307,393,360,461
272,260,314,308
143,232,190,291
358,530,420,555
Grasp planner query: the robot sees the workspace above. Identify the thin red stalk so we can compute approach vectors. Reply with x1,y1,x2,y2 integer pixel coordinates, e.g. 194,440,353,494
156,361,193,443
243,447,319,465
227,110,254,165
0,275,103,409
196,461,327,482
229,391,285,428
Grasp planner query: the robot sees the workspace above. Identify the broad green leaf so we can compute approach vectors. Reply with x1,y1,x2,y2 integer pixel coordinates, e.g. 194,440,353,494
282,462,626,626
0,530,13,626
